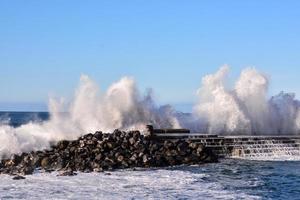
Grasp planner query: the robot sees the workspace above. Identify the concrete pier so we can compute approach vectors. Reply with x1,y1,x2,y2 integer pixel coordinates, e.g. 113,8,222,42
151,127,300,158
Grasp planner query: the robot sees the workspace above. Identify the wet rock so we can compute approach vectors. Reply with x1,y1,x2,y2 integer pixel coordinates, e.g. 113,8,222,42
19,166,34,175
94,131,103,140
52,157,65,169
10,154,23,166
94,154,102,161
58,170,77,176
129,137,137,145
4,159,15,168
117,155,124,163
12,175,26,180
196,145,204,155
188,142,198,149
41,157,50,169
93,167,104,172
31,155,42,168
142,154,150,164
57,140,69,150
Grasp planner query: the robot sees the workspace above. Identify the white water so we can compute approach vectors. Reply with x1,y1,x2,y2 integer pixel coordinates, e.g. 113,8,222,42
0,168,261,200
194,66,300,135
0,76,180,158
1,66,300,158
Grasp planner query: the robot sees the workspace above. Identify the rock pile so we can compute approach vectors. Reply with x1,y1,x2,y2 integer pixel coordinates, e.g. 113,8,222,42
0,130,217,177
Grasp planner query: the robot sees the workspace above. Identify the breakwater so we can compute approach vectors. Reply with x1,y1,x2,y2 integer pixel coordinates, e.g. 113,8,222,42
153,132,300,159
0,128,217,179
2,125,300,179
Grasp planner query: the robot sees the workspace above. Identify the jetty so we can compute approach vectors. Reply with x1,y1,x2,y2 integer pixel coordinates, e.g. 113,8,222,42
147,125,300,159
1,125,300,179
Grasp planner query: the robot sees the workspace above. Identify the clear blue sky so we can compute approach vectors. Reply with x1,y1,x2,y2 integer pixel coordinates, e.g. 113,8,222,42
0,1,300,111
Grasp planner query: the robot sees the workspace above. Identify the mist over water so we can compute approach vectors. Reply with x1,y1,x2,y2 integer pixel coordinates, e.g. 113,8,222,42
0,66,300,158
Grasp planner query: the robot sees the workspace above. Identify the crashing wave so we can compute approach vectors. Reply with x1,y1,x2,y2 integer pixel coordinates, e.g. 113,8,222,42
1,66,300,158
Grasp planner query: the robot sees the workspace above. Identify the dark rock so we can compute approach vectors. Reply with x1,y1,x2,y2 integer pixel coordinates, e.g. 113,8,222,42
196,145,204,155
142,155,150,164
10,154,22,166
41,157,50,169
12,175,25,180
45,169,55,173
117,155,124,163
106,142,114,149
94,131,103,140
58,170,77,176
94,154,102,161
121,160,129,168
57,140,69,150
52,157,65,169
129,137,135,145
31,155,42,167
93,167,104,172
79,140,85,148
188,142,198,149
4,159,15,167
19,166,34,175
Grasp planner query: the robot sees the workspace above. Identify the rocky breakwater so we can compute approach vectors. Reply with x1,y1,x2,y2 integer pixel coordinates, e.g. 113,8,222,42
0,130,217,178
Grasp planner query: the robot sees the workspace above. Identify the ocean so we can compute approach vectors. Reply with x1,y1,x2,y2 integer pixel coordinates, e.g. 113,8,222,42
0,112,300,200
0,112,49,127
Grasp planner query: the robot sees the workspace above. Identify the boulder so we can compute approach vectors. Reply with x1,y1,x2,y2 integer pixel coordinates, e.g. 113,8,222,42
12,175,25,180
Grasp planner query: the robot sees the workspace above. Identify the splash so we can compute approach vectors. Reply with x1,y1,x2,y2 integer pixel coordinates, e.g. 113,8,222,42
194,66,300,135
1,66,300,158
193,66,251,134
0,75,179,158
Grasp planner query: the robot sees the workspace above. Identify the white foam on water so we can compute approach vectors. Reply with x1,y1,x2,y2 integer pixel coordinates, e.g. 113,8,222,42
0,169,261,200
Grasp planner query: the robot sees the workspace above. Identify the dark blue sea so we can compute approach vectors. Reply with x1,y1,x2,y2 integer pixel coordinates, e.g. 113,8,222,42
0,111,49,127
0,112,300,200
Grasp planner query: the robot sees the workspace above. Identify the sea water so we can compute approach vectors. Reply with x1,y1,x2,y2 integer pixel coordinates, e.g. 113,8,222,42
0,160,299,200
0,112,300,200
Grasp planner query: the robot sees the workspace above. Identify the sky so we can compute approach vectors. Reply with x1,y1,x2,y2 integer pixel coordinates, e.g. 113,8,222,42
0,1,300,111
